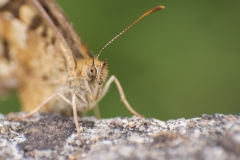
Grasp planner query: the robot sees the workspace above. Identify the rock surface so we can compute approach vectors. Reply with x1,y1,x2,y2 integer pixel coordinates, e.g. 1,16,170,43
0,113,240,160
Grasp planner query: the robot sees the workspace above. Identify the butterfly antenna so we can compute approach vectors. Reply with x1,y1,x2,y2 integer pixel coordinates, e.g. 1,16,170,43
96,5,165,59
89,51,95,64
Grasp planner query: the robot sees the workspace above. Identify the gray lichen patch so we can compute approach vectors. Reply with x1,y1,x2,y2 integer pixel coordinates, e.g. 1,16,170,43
18,114,75,152
0,113,240,160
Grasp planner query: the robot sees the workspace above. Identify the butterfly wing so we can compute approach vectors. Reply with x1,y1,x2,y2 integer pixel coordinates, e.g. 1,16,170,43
35,0,92,58
0,0,90,111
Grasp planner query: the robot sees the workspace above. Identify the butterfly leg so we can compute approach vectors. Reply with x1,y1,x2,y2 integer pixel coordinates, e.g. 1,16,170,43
100,75,143,117
93,104,101,119
72,92,83,145
8,93,71,120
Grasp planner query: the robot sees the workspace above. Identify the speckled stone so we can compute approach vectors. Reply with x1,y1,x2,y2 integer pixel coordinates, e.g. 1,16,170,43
0,113,240,160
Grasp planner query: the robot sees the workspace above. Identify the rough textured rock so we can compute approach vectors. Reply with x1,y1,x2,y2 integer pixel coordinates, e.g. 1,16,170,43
0,113,240,160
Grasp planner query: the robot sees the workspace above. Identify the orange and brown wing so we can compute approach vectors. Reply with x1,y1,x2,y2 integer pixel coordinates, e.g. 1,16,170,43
0,0,90,111
35,0,92,60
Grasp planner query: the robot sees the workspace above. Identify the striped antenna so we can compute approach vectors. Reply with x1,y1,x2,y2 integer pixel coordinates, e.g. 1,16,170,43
96,5,165,58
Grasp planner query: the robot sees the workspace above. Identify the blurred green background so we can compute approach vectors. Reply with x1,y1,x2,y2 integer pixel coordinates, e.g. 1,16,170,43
0,0,240,120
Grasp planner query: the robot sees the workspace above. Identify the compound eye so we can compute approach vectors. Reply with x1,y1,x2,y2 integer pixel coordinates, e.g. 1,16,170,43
86,64,97,79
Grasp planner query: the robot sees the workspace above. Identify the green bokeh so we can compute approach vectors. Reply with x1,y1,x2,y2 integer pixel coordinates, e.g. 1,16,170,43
0,1,240,120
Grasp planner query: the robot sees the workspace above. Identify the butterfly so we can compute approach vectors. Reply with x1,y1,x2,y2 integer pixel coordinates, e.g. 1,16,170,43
0,0,164,144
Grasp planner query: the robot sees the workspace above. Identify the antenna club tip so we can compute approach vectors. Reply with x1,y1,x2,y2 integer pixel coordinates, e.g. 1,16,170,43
156,5,165,10
150,5,165,12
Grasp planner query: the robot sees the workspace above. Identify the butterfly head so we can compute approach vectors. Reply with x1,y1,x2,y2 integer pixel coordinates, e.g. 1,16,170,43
85,58,108,85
